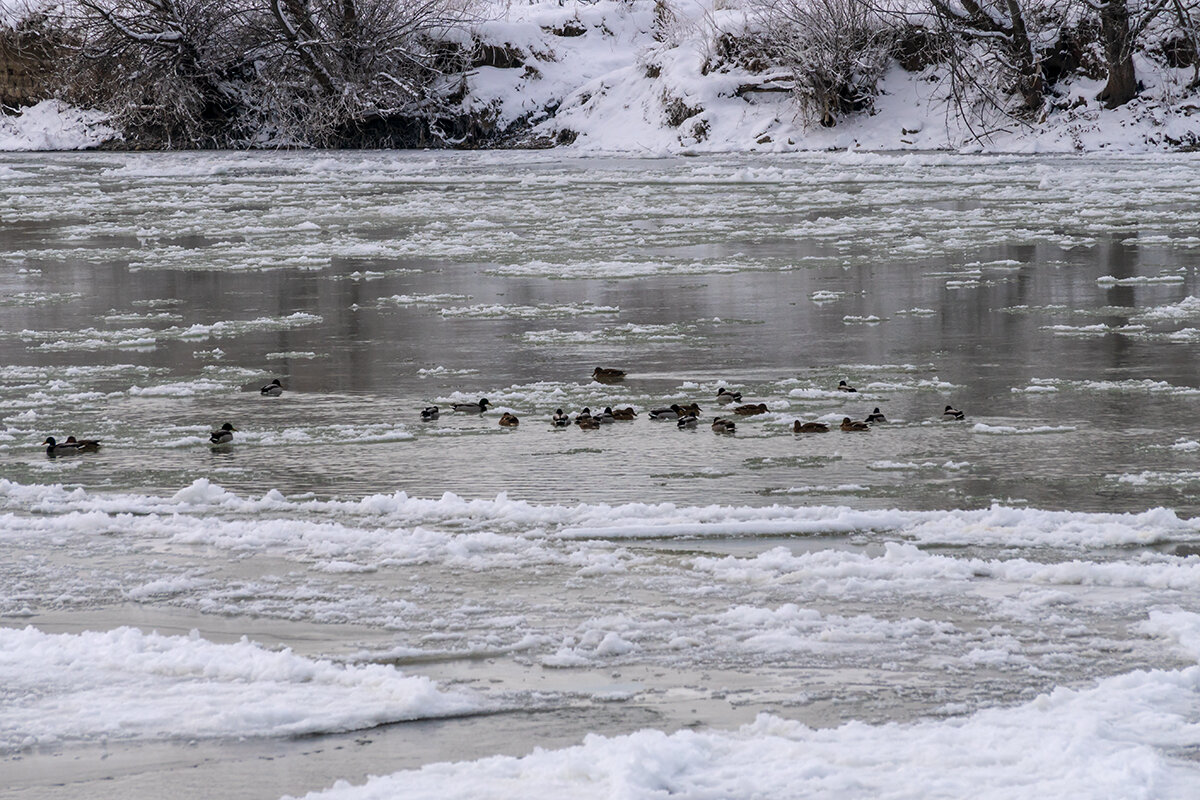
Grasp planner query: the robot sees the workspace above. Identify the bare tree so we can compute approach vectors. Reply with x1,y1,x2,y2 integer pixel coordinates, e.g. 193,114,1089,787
755,0,895,126
61,0,479,147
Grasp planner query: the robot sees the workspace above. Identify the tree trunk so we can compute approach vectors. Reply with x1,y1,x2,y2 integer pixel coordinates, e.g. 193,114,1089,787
1096,0,1138,108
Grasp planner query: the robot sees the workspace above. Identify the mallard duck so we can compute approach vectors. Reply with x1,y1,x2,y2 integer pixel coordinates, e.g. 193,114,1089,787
711,417,736,433
942,404,965,421
793,421,829,433
733,403,768,416
837,380,857,393
452,398,492,413
260,378,283,397
716,388,742,404
649,404,684,420
677,414,699,429
840,417,870,432
576,415,601,430
552,409,571,427
498,412,520,427
612,407,637,421
596,407,616,424
574,407,593,425
593,367,626,382
421,406,440,421
209,422,237,445
42,436,99,455
865,407,886,423
679,402,702,416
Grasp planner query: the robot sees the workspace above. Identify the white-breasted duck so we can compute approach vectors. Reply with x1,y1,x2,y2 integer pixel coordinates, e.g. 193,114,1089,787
452,398,492,413
942,405,965,421
649,404,684,420
676,414,699,429
209,422,237,445
552,409,571,427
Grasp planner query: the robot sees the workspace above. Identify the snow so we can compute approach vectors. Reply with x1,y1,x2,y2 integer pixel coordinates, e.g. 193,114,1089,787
0,626,479,752
5,0,1200,152
288,635,1200,798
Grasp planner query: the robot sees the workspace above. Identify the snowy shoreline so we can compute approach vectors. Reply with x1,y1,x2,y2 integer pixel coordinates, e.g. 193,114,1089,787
4,0,1200,153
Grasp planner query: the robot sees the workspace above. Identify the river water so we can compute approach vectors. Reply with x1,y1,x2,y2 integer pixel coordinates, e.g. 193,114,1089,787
3,151,1200,798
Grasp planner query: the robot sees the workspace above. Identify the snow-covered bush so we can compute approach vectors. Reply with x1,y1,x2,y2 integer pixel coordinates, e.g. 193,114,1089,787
752,0,895,126
59,0,480,147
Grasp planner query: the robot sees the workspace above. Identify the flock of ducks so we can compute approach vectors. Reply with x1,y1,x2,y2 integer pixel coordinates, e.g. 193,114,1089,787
39,369,967,454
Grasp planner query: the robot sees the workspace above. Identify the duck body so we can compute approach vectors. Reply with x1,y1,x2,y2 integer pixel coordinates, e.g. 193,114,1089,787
596,407,616,424
576,415,601,430
209,422,237,445
711,417,736,433
574,407,593,425
421,406,440,421
679,402,702,417
716,388,742,405
840,417,870,432
837,380,857,393
865,408,887,423
794,421,829,433
593,367,626,382
942,405,965,421
733,403,768,416
498,412,520,427
260,378,283,397
552,409,571,427
42,436,100,455
611,407,637,421
649,404,683,420
677,414,699,429
452,398,492,413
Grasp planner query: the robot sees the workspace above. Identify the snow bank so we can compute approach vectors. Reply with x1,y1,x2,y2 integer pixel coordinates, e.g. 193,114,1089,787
290,615,1200,798
0,100,115,151
0,626,479,752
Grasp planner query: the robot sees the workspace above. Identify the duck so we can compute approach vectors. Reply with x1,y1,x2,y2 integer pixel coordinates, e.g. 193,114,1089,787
260,378,283,397
837,380,857,393
840,417,870,432
42,436,100,455
711,417,736,433
942,404,965,421
593,367,626,382
677,414,699,429
715,387,742,404
552,409,571,427
596,407,616,424
649,404,684,420
452,398,492,413
865,407,887,423
574,407,594,425
498,412,520,427
209,422,237,445
679,402,702,417
420,406,440,421
733,403,768,416
576,415,601,430
793,421,829,433
611,407,637,421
